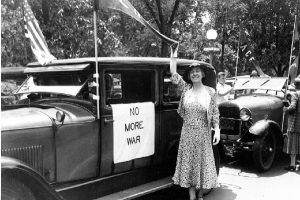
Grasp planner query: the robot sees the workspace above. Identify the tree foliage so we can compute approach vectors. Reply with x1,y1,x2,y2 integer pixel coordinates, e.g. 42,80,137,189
1,0,299,77
211,0,300,76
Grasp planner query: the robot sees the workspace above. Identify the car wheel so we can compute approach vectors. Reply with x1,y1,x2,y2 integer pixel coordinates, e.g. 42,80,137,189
1,175,36,200
253,131,277,172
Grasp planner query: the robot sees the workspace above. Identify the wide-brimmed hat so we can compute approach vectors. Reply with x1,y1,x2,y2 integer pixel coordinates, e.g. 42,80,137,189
183,63,216,88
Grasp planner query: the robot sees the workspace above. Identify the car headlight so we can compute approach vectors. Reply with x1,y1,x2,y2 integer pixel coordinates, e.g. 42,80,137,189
240,108,251,121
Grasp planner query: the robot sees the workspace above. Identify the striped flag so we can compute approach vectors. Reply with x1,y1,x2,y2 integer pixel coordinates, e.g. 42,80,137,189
236,25,265,76
239,27,255,63
94,0,178,46
24,0,56,65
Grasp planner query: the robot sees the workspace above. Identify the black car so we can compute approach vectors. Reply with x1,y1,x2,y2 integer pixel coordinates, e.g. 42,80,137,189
219,76,288,171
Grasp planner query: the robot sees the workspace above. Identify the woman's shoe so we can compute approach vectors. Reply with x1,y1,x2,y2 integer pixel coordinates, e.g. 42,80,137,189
284,165,296,171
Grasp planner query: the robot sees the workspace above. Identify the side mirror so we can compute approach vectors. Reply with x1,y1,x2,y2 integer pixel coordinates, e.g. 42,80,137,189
56,110,65,122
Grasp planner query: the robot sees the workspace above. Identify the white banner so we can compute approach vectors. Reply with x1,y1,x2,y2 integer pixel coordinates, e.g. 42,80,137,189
111,102,155,163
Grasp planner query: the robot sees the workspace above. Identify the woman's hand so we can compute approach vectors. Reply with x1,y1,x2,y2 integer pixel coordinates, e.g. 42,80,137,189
169,45,178,74
213,128,220,145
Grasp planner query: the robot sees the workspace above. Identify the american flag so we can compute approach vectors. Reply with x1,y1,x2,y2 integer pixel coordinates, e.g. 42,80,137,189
24,0,56,65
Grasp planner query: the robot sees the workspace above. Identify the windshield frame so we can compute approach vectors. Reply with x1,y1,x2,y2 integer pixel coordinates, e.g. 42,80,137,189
15,75,88,97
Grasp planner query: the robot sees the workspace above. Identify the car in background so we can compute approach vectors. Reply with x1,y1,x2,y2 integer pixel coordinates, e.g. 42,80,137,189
218,76,288,172
1,67,26,105
1,57,220,200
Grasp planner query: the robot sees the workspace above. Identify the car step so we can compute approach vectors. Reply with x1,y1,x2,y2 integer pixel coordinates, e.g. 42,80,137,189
94,176,173,200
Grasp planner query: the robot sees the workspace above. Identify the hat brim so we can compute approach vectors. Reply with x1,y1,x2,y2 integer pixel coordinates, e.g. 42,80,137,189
183,63,216,89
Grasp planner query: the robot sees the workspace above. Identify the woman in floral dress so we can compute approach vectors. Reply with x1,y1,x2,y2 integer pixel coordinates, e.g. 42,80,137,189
283,75,300,171
170,62,220,200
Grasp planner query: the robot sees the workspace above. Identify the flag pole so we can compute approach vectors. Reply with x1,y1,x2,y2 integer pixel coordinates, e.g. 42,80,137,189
281,15,297,131
284,15,297,100
287,15,297,85
93,10,100,119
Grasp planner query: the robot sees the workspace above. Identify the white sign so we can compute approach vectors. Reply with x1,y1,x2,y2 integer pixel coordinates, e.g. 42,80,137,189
111,102,155,163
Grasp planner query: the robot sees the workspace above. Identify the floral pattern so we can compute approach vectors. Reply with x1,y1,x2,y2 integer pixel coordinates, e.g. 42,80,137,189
171,73,219,189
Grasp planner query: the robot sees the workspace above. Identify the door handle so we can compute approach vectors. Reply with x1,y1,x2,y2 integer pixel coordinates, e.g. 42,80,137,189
104,118,114,124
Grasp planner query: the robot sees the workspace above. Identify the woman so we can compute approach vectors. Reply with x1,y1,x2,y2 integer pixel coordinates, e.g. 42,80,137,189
283,75,300,171
170,62,220,200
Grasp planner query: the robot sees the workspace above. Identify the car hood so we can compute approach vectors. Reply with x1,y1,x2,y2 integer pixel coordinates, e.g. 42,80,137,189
220,94,283,122
230,95,282,110
1,104,95,131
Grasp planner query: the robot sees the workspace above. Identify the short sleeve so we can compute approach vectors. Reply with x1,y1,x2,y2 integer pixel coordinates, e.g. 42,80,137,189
287,92,299,114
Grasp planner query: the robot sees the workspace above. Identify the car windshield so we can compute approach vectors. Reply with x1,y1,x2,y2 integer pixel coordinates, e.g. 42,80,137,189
233,77,287,90
232,77,287,98
15,63,94,99
15,74,89,97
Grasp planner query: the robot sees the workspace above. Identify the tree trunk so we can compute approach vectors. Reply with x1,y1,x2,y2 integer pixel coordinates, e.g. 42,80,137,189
220,27,225,72
41,0,49,24
160,25,171,57
41,0,50,39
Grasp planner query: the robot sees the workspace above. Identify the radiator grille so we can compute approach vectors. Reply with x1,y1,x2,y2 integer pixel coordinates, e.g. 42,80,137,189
219,102,241,135
220,118,242,135
1,145,44,175
219,104,240,118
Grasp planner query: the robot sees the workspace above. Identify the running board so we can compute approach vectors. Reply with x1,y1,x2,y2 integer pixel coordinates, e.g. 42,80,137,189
94,176,173,200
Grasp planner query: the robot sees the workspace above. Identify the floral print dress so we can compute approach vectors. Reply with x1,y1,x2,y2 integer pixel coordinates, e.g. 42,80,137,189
171,73,219,189
284,91,300,154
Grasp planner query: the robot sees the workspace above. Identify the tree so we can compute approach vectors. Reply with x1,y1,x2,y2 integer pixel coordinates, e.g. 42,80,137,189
1,0,28,66
211,0,300,76
1,0,299,74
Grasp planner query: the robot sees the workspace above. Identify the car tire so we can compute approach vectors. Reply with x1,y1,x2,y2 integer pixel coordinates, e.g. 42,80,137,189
1,175,36,200
253,131,277,172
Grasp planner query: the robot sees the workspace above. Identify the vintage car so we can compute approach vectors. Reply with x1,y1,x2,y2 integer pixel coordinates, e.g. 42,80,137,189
1,57,220,200
218,76,288,172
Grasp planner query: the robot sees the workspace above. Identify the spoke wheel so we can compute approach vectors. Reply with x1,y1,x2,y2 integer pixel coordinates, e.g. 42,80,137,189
253,131,276,172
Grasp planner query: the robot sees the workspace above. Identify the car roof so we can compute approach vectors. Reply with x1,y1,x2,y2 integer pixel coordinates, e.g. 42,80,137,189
1,66,26,80
25,57,217,89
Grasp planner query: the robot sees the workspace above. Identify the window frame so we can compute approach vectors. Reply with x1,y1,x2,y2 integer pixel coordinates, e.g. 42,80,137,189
103,68,158,108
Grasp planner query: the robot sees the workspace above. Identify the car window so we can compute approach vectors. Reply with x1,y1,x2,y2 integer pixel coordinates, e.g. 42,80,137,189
105,70,155,105
105,73,122,100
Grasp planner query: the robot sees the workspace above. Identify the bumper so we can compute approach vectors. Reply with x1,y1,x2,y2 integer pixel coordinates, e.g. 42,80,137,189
221,138,254,157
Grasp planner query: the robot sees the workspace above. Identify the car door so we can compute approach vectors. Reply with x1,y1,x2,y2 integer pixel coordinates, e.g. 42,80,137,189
99,65,159,177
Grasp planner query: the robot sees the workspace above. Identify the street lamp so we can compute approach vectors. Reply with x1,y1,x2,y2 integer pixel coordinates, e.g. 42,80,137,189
204,29,219,66
206,29,218,40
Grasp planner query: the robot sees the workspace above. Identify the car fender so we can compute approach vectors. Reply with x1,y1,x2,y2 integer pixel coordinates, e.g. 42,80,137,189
1,156,64,200
249,120,282,140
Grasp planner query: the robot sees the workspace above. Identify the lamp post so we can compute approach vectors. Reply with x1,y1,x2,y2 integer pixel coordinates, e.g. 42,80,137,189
204,29,219,66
